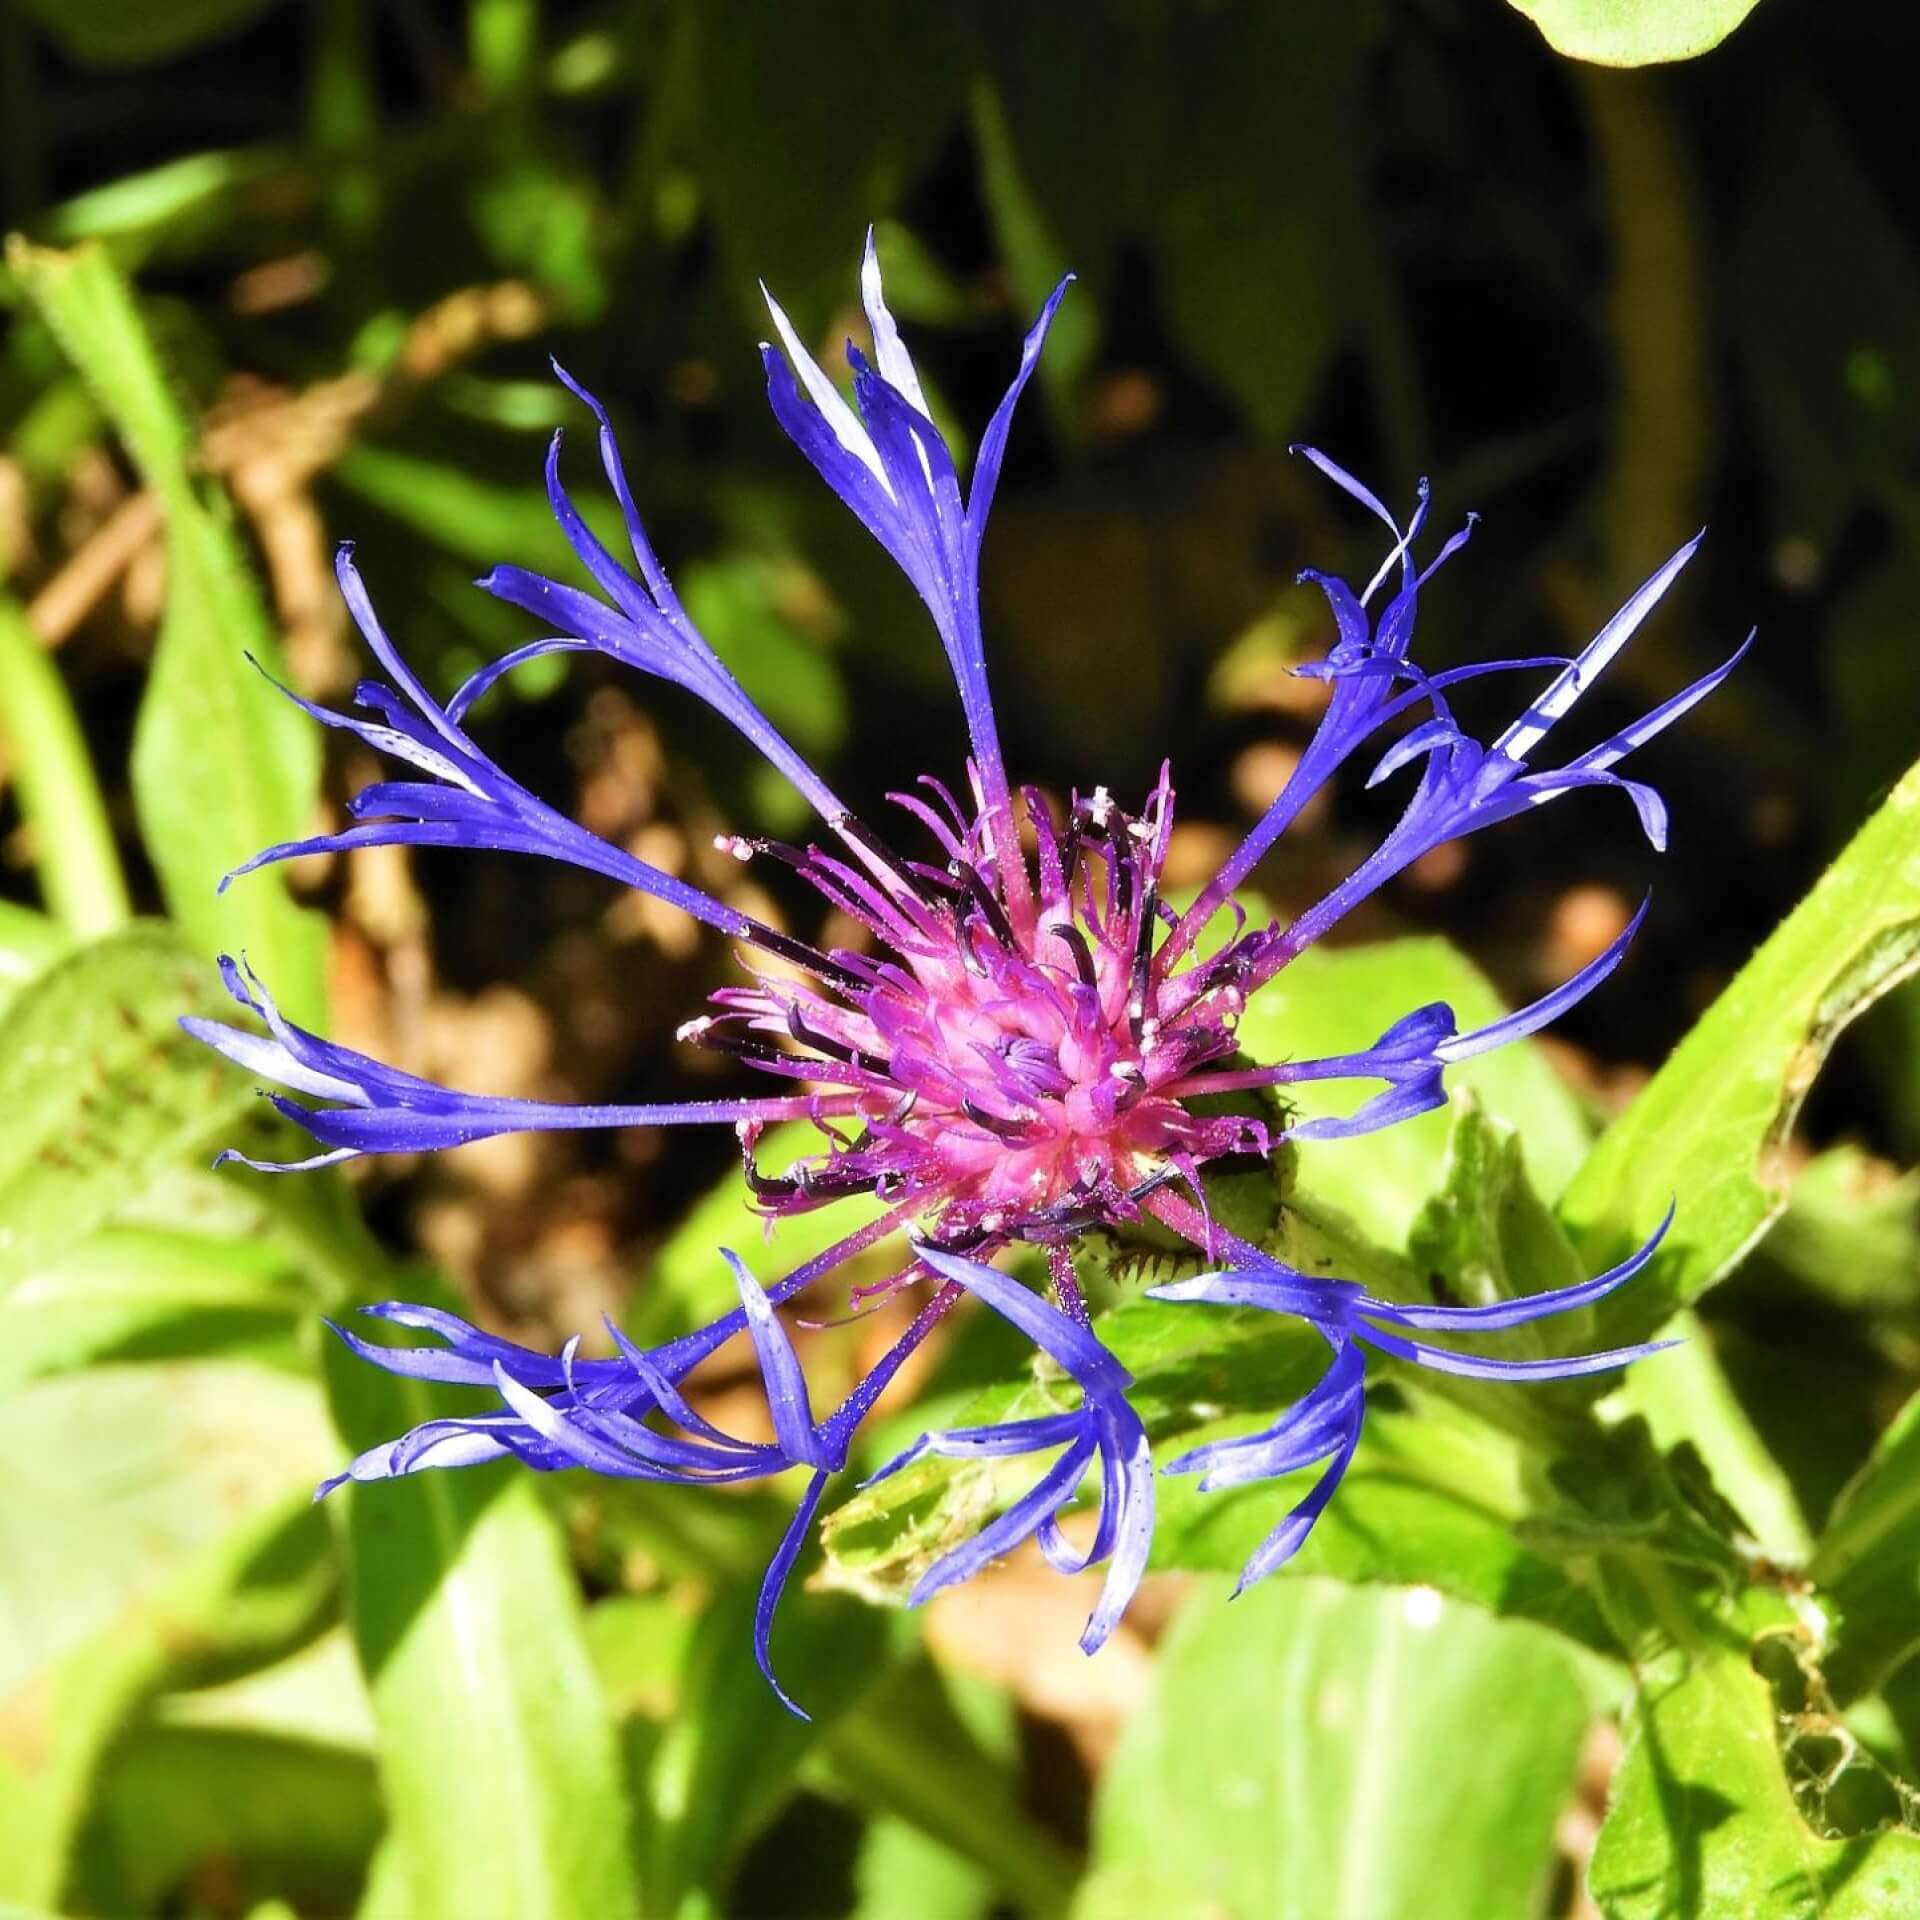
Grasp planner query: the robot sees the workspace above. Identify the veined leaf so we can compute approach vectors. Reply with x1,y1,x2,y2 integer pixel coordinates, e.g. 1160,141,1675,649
9,240,324,1024
0,927,263,1300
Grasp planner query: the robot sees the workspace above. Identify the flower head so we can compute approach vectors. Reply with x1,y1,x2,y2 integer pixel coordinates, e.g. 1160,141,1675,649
191,232,1743,1711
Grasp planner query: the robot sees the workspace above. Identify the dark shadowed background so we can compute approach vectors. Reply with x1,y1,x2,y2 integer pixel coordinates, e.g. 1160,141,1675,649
2,2,1917,1916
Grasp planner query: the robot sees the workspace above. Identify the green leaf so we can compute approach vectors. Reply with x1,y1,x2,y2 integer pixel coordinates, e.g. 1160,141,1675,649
1407,1095,1591,1347
641,1580,895,1914
592,1589,1075,1914
159,1624,373,1753
43,146,285,249
1811,1391,1920,1700
0,1355,336,1907
75,1725,379,1919
1590,1601,1920,1918
0,1362,335,1705
14,0,277,68
0,927,261,1300
0,1224,312,1393
1502,0,1766,67
1764,1146,1920,1319
324,1332,639,1920
0,902,74,1019
1079,1576,1591,1920
585,1591,698,1725
1611,1309,1813,1563
333,446,597,576
820,1658,1080,1918
1562,757,1920,1346
1236,934,1593,1249
9,242,323,1023
979,6,1365,438
1133,11,1361,439
849,1816,994,1920
0,597,129,938
969,77,1099,411
679,557,847,758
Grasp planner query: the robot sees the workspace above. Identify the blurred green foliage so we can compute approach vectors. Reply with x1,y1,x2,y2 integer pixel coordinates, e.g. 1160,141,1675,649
2,2,1919,1918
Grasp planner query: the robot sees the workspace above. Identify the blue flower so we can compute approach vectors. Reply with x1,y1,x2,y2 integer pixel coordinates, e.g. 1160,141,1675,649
866,1242,1154,1654
1146,1209,1677,1592
189,231,1741,1710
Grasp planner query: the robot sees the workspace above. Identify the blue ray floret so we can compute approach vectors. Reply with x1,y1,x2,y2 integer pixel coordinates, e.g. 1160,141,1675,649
866,1242,1154,1655
189,230,1745,1712
1145,1206,1677,1591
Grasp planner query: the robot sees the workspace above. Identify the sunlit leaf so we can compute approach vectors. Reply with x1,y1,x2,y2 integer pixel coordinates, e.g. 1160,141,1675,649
0,1358,336,1907
1503,0,1766,66
324,1335,639,1920
1237,934,1594,1248
1080,1576,1591,1920
0,597,129,938
1590,1597,1920,1918
0,928,264,1301
1610,1308,1812,1563
1563,757,1920,1345
1152,1389,1618,1656
1764,1146,1920,1320
0,1223,310,1392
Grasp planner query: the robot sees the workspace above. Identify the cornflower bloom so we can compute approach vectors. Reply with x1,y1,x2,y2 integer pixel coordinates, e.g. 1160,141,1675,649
190,233,1745,1711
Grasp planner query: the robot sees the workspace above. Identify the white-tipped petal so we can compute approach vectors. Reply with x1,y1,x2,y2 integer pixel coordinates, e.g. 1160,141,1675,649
760,282,891,496
860,227,931,418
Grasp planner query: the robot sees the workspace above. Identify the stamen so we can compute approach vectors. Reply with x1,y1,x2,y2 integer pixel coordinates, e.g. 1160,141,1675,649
1049,922,1100,988
955,862,1019,950
962,1099,1038,1143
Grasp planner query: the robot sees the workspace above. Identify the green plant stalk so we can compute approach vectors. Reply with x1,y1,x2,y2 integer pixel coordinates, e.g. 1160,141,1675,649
820,1701,1079,1918
0,599,130,938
